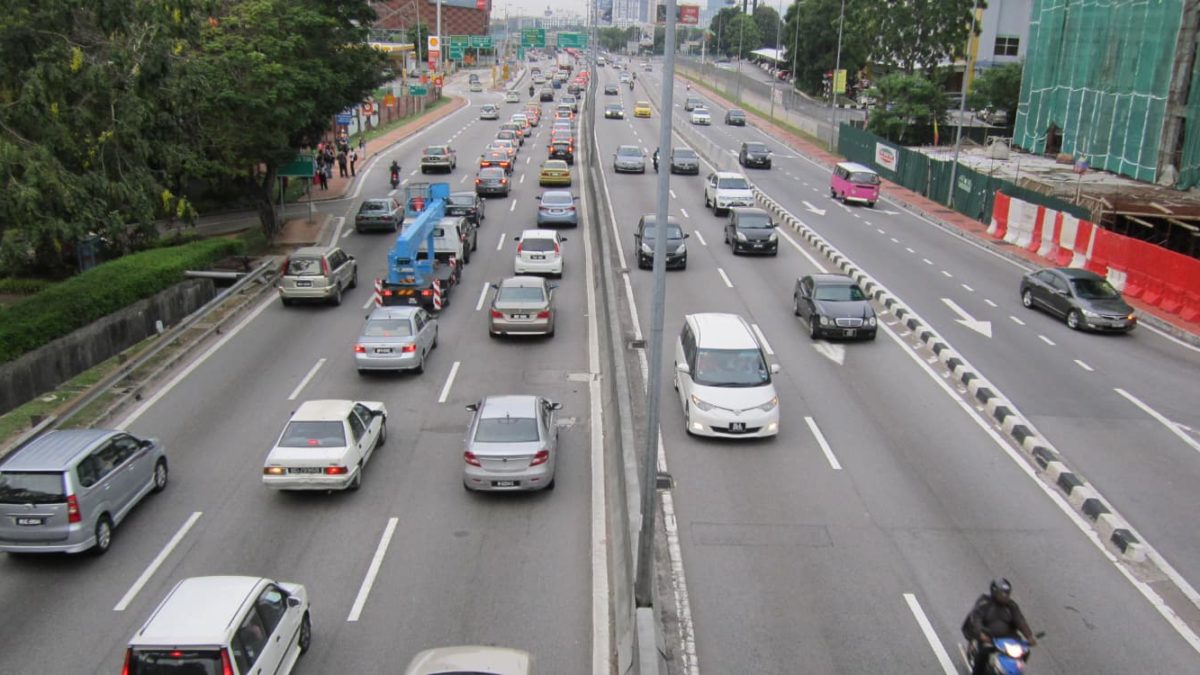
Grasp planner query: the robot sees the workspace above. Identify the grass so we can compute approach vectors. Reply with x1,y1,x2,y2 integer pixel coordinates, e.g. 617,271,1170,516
356,96,450,147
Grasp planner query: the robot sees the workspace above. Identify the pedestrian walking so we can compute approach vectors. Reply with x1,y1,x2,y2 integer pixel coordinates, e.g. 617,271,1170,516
349,149,358,177
318,163,329,190
357,136,366,154
337,150,348,178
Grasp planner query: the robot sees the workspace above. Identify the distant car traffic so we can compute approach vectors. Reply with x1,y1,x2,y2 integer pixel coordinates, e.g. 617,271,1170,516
403,646,534,675
505,90,521,103
669,147,700,174
445,191,485,225
604,103,626,119
738,141,772,169
479,104,499,120
514,229,565,277
724,207,779,256
278,246,357,306
262,399,388,490
725,108,747,126
604,84,619,95
475,167,510,197
635,215,689,270
633,100,652,117
1019,267,1136,332
419,145,457,173
538,160,572,187
690,107,712,125
613,144,646,173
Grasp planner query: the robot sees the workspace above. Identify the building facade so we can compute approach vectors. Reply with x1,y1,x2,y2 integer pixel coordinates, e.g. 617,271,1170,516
374,0,491,36
974,0,1032,70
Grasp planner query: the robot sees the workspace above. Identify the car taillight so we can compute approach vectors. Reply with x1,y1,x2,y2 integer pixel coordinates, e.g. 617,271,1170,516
324,466,348,476
501,178,508,184
553,242,560,254
421,289,432,297
279,259,288,276
530,450,550,466
475,178,481,184
464,451,481,466
536,310,551,319
321,257,330,276
221,648,235,675
121,649,131,675
354,344,367,353
382,289,393,297
67,494,81,523
491,310,504,318
516,242,524,253
263,467,285,475
401,344,417,353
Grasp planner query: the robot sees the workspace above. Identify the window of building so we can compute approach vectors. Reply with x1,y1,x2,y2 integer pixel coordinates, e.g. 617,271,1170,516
994,36,1020,57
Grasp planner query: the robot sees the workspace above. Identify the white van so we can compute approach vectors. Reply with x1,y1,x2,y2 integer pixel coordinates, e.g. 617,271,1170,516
124,576,311,675
674,313,780,438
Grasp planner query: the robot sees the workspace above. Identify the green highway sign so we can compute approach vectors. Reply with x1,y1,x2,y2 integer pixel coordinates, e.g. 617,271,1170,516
449,35,468,47
278,156,316,178
408,84,428,96
520,28,545,48
556,32,588,49
448,45,465,60
468,35,492,49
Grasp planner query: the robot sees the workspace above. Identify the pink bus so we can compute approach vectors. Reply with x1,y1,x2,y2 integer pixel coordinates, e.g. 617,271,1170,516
831,162,881,207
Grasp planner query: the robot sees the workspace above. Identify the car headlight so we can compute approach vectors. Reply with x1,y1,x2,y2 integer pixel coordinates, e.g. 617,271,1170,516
767,231,777,242
819,315,833,326
866,316,877,327
641,243,653,254
736,231,748,241
690,395,714,411
757,397,778,412
1081,309,1100,317
673,243,687,254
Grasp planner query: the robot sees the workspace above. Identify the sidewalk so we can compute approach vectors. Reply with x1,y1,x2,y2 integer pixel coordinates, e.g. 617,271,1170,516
676,71,1200,343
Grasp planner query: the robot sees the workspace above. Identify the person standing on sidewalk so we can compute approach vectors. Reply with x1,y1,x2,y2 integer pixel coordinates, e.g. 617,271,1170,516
349,148,358,177
337,149,348,177
318,162,330,190
358,136,366,155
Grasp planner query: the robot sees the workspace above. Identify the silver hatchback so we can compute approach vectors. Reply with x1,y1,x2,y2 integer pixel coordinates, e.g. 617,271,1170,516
462,395,561,492
277,246,358,306
354,306,439,373
0,429,168,555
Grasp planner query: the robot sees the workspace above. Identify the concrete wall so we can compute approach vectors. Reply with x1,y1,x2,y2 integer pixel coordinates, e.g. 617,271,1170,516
0,278,216,417
976,0,1033,69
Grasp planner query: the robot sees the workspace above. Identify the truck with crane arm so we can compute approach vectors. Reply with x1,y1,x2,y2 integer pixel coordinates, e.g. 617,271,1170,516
378,182,460,310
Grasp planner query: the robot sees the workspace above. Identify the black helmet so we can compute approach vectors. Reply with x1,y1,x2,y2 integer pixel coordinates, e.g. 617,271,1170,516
990,578,1012,596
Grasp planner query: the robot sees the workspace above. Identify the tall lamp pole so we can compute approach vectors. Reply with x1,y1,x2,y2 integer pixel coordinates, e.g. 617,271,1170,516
790,0,799,89
948,0,980,208
769,0,782,119
826,0,845,150
735,7,745,99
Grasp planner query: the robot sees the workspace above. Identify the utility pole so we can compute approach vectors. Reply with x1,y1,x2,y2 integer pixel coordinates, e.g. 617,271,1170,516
948,0,980,209
827,0,845,150
790,0,799,90
436,0,443,74
735,6,745,99
769,0,782,119
635,0,677,609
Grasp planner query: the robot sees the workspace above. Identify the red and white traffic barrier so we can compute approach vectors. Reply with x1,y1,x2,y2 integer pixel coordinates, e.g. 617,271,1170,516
373,278,382,306
432,279,443,310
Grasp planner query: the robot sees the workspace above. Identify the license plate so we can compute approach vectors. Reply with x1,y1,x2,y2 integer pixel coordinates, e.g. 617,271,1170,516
510,313,529,320
843,329,857,337
373,348,392,354
295,280,312,287
550,209,564,214
530,254,545,260
729,422,746,432
752,243,763,248
289,467,323,474
493,480,517,487
16,517,43,526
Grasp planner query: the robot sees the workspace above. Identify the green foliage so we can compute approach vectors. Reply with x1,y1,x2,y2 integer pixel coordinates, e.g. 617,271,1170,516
0,278,53,295
709,7,762,57
752,5,783,49
868,0,983,75
598,26,639,52
866,73,949,144
0,238,244,364
968,62,1022,117
785,0,869,96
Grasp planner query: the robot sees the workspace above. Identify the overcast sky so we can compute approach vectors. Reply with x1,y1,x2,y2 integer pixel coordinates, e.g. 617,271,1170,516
493,0,589,18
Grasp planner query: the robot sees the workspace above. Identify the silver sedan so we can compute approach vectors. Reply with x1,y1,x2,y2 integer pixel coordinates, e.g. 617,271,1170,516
488,276,557,337
462,395,561,492
536,190,579,227
353,306,438,374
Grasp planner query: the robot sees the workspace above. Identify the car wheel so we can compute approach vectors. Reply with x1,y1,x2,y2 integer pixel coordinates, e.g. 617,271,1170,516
545,477,556,491
830,188,837,198
331,284,343,306
281,297,293,307
151,459,169,493
93,516,113,556
356,226,365,234
349,270,358,289
809,319,819,340
1021,289,1034,308
867,202,876,208
297,613,312,654
679,259,687,270
489,329,499,339
765,162,772,169
684,402,694,436
793,295,801,316
432,329,439,349
1067,309,1082,330
377,420,387,447
414,350,425,374
704,193,711,207
357,369,367,376
349,463,362,490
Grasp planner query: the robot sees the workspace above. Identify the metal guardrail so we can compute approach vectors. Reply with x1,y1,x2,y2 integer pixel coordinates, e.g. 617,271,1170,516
0,260,276,458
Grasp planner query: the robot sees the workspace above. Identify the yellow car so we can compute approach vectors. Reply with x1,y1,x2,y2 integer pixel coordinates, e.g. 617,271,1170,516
539,159,572,186
633,101,652,118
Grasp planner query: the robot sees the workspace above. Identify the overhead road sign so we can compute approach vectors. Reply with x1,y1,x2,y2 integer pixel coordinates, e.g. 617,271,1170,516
556,32,589,49
468,35,493,49
521,28,546,48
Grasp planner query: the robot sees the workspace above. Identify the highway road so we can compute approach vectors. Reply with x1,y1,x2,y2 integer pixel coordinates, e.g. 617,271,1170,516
0,76,597,674
598,65,1200,673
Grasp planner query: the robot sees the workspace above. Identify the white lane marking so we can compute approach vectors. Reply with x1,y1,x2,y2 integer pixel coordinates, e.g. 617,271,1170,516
804,417,842,470
361,294,375,310
680,208,689,218
670,189,677,199
519,174,525,184
904,594,958,674
1009,316,1026,325
438,361,461,403
1038,334,1056,346
906,247,915,253
751,323,774,356
409,169,419,176
475,282,490,311
288,358,326,401
876,227,884,233
961,284,974,292
401,178,409,187
509,200,517,212
388,188,398,197
1074,359,1094,372
890,237,900,243
331,216,347,240
1115,388,1200,455
941,270,953,278
347,517,399,622
118,294,275,429
342,228,353,239
812,341,845,365
693,230,707,246
113,512,203,611
497,232,507,250
460,174,469,183
923,258,934,265
716,267,733,288
526,156,532,165
984,299,998,308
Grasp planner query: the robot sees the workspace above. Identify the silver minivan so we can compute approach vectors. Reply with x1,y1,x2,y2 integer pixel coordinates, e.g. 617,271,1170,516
0,429,168,555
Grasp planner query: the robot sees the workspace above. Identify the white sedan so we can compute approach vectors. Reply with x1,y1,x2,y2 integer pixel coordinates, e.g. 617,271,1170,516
505,90,521,103
690,107,712,125
263,400,387,491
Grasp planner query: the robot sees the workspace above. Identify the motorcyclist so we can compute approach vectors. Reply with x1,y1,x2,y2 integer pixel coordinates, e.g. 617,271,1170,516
962,579,1037,675
652,147,659,173
389,160,400,186
529,84,535,97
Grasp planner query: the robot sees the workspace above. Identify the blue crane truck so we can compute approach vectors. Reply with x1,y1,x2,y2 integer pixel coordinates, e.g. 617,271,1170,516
378,182,460,310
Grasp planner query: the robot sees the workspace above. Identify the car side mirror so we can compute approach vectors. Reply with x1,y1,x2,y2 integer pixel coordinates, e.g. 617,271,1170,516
139,439,154,449
465,403,479,412
287,596,302,608
490,283,499,290
560,237,567,242
770,363,781,374
550,402,563,410
676,363,691,375
684,233,691,239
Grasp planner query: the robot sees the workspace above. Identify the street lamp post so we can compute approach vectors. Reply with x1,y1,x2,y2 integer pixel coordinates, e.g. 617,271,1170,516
948,1,980,209
735,8,745,99
769,0,782,119
790,0,799,90
827,0,846,150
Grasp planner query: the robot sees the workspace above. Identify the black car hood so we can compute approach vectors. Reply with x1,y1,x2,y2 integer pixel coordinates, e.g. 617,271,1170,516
813,299,873,320
1079,297,1132,315
738,228,774,241
745,151,769,159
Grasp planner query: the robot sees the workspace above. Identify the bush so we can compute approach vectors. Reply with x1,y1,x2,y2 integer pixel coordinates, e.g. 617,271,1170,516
0,278,54,295
0,238,244,364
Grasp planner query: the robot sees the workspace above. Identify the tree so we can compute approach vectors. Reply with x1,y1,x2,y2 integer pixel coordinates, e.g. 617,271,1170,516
967,62,1021,117
408,22,431,62
726,13,761,59
866,73,949,144
753,5,783,49
868,0,983,75
784,0,869,96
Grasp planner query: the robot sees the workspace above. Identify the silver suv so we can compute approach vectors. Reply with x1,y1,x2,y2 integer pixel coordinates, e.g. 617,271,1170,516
0,429,168,555
278,246,357,306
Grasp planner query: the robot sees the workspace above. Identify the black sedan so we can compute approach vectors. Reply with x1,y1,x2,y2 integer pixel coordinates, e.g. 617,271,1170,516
604,84,619,95
725,108,747,126
446,191,486,225
1019,267,1136,332
739,141,773,169
475,167,510,197
793,274,877,340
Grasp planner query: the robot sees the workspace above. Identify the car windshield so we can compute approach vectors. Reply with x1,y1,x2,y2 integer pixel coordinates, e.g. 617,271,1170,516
814,283,867,301
363,319,413,337
693,348,770,387
606,105,622,111
739,215,773,229
278,421,346,448
674,149,697,159
850,171,881,185
425,147,445,155
553,142,571,150
729,110,745,117
0,471,66,504
497,286,546,302
475,417,540,443
286,257,323,277
643,224,685,240
718,177,750,189
127,649,224,675
1071,278,1120,299
542,193,573,206
448,195,474,206
618,146,641,157
480,169,503,179
520,237,557,252
359,201,389,213
745,143,767,152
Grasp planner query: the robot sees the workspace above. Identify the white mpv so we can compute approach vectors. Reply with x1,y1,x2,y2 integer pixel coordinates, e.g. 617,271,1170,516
674,313,780,438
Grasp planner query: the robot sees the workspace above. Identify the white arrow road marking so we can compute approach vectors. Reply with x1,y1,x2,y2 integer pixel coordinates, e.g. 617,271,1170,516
802,200,826,216
812,342,845,365
941,298,993,338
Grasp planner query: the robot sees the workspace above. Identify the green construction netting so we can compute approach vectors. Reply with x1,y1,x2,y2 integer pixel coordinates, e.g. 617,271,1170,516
1180,47,1200,189
1013,0,1182,186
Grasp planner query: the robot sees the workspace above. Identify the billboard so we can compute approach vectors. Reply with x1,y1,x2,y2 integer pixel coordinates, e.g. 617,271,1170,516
656,3,701,25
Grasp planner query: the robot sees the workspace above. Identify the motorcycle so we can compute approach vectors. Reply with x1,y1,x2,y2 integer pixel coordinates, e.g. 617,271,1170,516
529,85,535,97
628,80,634,91
962,634,1044,675
389,170,400,189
